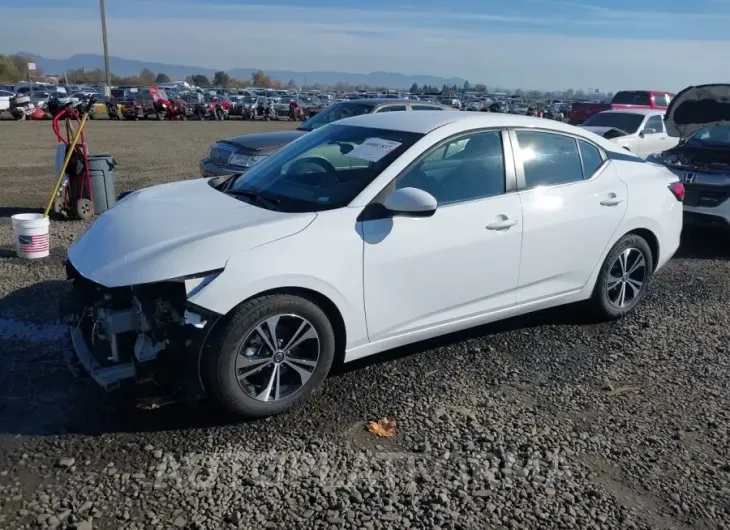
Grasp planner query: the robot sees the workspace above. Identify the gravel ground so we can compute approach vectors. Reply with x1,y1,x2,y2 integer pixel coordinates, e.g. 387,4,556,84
0,120,728,530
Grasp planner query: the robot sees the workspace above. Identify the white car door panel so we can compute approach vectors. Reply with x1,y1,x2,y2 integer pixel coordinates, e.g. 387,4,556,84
361,130,523,342
638,114,668,157
362,195,522,341
511,130,628,304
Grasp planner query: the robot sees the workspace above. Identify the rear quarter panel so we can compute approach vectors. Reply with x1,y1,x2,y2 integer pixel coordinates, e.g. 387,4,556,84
611,154,683,270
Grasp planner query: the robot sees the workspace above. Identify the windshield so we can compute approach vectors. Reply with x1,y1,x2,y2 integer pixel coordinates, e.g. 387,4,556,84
582,112,644,133
299,102,373,131
687,125,730,146
612,91,651,106
228,124,423,212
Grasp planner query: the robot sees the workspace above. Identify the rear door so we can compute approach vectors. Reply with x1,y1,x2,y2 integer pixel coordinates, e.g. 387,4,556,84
511,129,627,303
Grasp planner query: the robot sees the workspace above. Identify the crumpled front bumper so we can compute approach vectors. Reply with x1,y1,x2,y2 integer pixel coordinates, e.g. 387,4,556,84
67,323,135,391
61,265,220,398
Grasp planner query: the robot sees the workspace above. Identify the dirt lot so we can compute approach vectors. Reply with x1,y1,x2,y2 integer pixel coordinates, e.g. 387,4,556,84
0,120,728,530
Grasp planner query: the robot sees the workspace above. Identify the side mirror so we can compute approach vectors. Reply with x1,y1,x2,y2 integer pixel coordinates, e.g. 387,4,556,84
383,187,437,217
640,128,656,136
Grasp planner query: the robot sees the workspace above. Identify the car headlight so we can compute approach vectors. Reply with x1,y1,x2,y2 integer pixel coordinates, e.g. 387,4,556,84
229,154,266,168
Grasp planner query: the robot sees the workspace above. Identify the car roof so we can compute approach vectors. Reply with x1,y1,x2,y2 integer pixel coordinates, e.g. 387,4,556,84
339,98,444,107
336,110,592,135
599,109,665,116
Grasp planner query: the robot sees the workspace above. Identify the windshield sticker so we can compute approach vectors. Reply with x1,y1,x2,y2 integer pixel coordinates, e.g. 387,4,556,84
347,138,402,162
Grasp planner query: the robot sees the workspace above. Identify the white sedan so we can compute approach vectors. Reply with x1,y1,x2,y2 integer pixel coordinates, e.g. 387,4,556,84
63,111,684,418
580,109,679,158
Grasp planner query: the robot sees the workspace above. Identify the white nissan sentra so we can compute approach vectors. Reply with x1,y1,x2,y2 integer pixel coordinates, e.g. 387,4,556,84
62,111,684,418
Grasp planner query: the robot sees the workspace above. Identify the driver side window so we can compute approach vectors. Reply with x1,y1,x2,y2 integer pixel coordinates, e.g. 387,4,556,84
644,115,663,134
395,131,506,206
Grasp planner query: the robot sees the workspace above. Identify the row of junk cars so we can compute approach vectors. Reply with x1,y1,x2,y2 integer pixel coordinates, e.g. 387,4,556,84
0,81,579,122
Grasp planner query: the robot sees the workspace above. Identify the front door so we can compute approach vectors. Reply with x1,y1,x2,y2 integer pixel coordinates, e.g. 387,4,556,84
511,130,628,304
361,130,523,342
639,114,669,158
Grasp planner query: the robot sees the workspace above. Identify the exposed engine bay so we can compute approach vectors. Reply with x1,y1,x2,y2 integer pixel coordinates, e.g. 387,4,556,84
655,144,730,173
61,262,217,396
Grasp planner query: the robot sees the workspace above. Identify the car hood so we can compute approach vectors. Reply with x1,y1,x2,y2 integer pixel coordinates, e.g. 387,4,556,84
665,84,730,138
580,126,630,138
67,178,316,288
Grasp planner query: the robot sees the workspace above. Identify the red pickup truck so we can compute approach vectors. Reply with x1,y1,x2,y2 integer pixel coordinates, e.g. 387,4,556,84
569,90,674,125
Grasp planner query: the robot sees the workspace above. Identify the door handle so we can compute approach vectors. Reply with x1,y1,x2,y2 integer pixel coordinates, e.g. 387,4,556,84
600,197,624,206
486,218,518,230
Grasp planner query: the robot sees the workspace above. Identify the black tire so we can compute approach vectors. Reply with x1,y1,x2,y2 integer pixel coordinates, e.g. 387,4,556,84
203,294,335,418
589,234,653,320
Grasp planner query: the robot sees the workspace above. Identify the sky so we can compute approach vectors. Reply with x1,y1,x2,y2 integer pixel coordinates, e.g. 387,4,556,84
1,0,730,91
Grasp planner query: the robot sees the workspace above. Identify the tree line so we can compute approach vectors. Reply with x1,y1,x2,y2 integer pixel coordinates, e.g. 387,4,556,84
0,54,611,100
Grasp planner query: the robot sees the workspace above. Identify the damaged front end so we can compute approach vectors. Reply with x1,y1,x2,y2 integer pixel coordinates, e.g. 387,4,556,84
61,261,222,398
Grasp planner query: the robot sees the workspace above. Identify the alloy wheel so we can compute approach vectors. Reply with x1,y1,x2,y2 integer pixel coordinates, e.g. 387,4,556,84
606,248,647,308
236,314,320,402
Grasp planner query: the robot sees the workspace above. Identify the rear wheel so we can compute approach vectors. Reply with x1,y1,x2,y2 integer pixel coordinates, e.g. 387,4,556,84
204,294,335,418
589,234,653,320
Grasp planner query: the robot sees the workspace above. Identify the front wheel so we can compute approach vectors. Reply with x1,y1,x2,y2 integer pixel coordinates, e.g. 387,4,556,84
589,234,653,320
204,294,335,418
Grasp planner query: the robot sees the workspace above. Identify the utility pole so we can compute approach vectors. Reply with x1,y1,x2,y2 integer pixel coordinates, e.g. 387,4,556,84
99,0,111,96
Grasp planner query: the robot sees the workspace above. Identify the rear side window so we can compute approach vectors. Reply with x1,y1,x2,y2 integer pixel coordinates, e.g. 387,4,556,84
578,140,604,177
653,94,670,107
376,105,407,112
612,91,651,106
411,105,443,111
644,115,664,134
515,131,583,189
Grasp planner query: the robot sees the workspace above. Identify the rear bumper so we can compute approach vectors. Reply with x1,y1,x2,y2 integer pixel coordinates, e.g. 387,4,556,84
684,196,730,229
684,211,730,229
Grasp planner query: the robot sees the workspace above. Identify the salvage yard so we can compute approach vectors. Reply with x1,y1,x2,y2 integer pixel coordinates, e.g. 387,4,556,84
0,120,729,530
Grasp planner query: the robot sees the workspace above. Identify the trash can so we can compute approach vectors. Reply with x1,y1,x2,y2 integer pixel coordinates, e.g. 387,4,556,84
87,154,117,214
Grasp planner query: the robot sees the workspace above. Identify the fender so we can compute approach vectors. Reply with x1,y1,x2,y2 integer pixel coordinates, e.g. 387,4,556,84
187,228,369,351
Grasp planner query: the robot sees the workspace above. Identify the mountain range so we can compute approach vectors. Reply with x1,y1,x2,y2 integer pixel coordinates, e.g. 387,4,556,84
18,53,467,89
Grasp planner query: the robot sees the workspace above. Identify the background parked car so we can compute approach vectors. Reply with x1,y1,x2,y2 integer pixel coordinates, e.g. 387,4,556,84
199,99,453,177
580,109,679,157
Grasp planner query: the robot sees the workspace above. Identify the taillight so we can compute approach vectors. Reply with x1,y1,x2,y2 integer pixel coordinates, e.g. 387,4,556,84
668,181,685,202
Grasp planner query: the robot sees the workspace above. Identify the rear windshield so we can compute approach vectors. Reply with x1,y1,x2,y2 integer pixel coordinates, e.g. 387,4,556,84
612,91,651,106
582,112,644,134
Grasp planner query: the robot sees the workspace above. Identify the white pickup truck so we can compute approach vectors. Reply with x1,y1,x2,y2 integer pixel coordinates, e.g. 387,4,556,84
579,109,679,158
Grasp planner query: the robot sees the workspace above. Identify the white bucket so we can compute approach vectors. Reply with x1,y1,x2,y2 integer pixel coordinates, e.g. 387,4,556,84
11,213,50,259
